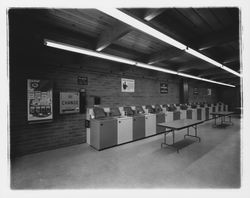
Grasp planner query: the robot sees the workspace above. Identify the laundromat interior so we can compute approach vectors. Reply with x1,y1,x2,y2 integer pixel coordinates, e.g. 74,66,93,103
8,7,244,189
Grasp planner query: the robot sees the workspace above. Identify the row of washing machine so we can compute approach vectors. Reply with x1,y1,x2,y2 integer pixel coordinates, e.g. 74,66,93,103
86,103,228,150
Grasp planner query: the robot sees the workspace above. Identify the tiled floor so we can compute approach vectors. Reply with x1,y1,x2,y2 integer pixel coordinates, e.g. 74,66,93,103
11,118,241,189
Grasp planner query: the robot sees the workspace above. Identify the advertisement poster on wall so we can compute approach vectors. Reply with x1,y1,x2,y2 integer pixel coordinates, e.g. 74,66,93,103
60,92,80,114
160,83,168,94
27,79,53,122
121,78,135,92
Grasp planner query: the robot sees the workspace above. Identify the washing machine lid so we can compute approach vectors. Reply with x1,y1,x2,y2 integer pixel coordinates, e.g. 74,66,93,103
136,106,145,114
110,107,121,117
124,106,134,116
93,107,106,119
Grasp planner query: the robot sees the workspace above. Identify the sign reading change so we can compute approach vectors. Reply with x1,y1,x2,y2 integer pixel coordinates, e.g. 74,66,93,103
60,92,80,114
121,78,135,92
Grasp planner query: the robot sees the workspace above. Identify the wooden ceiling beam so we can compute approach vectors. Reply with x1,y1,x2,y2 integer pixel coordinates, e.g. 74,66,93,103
198,69,228,77
210,75,236,80
144,9,165,21
223,55,239,64
177,62,211,72
96,22,132,51
198,26,238,51
96,9,161,52
147,48,185,64
221,79,240,85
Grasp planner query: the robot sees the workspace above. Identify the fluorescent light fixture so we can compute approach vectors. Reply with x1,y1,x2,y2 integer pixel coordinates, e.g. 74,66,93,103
136,62,178,75
44,39,136,66
44,39,235,88
221,65,242,77
200,78,236,87
184,47,241,78
185,47,222,68
177,72,202,80
98,8,241,78
177,72,235,87
97,8,186,51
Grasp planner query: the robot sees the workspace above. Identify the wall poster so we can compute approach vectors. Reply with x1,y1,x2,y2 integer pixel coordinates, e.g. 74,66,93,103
27,79,53,122
60,92,80,114
121,78,135,92
160,83,168,94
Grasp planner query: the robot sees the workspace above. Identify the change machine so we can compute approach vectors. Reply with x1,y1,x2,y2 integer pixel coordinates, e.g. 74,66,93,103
90,107,117,150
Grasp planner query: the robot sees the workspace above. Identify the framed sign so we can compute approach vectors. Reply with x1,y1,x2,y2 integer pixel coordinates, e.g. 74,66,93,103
160,83,168,94
121,78,135,92
27,79,53,122
77,76,88,85
60,92,80,114
193,87,198,95
207,88,212,96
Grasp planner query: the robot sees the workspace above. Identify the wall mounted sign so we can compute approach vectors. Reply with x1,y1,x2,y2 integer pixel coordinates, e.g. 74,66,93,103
207,88,212,96
77,76,88,85
160,83,168,94
27,79,53,122
60,92,80,114
193,87,198,95
121,78,135,92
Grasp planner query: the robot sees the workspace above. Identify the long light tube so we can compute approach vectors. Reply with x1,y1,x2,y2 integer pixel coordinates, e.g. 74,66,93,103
135,62,178,75
97,8,186,50
98,8,241,78
185,47,222,68
177,72,202,80
44,39,235,88
177,72,235,87
199,78,236,87
221,65,242,77
44,39,136,66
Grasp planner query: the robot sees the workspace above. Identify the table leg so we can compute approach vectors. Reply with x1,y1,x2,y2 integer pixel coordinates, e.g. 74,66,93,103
172,129,175,144
229,116,233,125
161,129,179,153
184,125,201,142
213,116,217,128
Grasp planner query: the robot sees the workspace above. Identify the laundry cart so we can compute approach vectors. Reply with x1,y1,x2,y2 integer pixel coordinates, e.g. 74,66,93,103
124,106,145,141
136,106,156,137
90,107,117,150
110,107,133,145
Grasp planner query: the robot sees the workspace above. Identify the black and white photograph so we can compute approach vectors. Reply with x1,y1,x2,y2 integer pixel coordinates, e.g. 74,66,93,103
1,0,250,197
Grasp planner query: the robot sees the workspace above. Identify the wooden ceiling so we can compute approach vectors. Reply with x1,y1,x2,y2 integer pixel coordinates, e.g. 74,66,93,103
20,8,241,85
